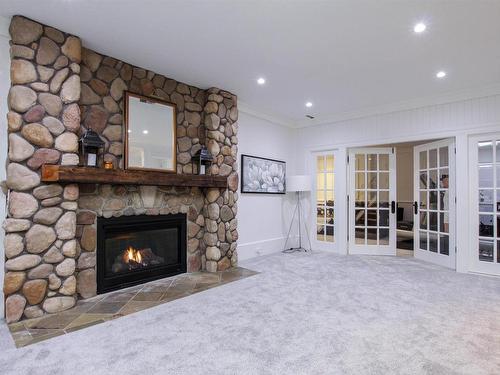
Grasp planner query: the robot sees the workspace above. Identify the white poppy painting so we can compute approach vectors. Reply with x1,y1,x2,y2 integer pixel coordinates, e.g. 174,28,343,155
241,155,286,194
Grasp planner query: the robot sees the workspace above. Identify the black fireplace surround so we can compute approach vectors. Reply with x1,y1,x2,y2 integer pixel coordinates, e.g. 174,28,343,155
97,214,187,294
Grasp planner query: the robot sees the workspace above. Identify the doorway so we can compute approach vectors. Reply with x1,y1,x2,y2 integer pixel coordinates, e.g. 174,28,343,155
347,138,456,269
413,139,456,268
469,133,500,276
348,147,396,255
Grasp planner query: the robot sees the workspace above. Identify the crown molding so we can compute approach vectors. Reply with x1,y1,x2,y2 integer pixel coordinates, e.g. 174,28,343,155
238,83,500,130
295,83,500,128
238,101,294,128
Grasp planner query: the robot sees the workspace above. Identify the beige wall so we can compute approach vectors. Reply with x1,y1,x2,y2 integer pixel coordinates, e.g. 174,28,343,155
396,146,414,222
396,146,413,202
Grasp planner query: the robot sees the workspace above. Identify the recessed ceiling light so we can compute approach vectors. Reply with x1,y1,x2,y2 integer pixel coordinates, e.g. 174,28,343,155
414,22,426,33
127,129,131,133
436,71,447,79
257,77,266,85
142,130,149,134
305,102,313,108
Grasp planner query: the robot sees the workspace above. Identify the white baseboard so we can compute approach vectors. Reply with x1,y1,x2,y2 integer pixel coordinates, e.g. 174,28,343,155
237,236,299,261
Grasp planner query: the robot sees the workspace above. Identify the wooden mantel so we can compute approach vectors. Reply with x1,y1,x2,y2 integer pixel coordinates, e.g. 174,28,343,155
41,165,228,188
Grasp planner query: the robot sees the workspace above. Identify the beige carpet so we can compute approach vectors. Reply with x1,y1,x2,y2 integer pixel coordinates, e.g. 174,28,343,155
0,251,499,374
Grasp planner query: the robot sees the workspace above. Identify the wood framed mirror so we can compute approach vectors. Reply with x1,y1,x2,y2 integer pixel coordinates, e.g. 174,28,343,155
124,91,177,172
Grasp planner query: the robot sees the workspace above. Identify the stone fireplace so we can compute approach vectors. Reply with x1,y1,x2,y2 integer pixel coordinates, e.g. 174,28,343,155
74,183,212,300
96,214,187,294
4,16,239,323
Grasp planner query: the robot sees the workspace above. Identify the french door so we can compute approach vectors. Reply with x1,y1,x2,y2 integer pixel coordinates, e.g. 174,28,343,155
413,139,456,269
313,151,336,251
348,148,396,255
469,134,500,276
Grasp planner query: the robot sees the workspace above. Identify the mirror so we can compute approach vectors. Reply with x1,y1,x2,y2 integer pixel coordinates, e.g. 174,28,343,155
124,91,177,172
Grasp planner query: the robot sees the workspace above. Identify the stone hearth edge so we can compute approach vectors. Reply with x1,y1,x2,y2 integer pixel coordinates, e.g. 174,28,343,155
3,16,239,323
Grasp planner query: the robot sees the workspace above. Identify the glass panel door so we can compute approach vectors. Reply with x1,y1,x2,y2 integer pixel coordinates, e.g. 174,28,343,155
348,148,396,255
313,151,336,251
414,139,455,269
469,134,500,276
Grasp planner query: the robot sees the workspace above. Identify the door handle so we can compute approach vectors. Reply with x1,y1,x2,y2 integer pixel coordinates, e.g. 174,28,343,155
391,201,396,214
414,201,418,214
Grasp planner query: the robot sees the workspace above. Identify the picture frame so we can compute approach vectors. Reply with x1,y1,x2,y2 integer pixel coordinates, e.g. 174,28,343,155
241,154,286,194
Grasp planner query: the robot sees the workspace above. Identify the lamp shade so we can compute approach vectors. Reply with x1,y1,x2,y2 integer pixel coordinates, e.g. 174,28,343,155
286,175,311,192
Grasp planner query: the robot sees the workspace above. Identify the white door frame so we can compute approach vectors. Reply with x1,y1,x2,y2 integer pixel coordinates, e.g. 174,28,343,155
348,147,397,255
413,138,456,269
468,132,500,276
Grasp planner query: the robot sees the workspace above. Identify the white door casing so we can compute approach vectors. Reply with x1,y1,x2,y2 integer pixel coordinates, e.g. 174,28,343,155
348,148,396,255
413,139,456,269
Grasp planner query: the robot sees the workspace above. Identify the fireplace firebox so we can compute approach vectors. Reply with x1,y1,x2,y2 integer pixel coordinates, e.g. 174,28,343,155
96,214,187,294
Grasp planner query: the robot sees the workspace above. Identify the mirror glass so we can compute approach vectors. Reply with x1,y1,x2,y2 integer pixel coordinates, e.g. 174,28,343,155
125,92,176,172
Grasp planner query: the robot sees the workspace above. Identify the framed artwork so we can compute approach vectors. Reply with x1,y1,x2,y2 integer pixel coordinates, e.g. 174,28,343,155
241,154,286,194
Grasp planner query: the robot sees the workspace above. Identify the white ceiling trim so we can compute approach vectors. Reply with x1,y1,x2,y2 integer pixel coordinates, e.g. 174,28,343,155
238,101,294,128
295,83,500,128
239,83,500,129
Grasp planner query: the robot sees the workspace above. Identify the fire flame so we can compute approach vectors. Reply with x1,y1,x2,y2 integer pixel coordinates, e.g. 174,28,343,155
123,246,142,264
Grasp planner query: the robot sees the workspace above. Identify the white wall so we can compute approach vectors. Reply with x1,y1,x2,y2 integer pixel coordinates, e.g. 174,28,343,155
237,111,296,260
0,16,11,318
293,93,500,273
295,95,500,161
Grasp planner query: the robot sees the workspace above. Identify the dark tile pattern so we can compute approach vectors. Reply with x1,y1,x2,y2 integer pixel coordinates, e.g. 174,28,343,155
7,267,257,348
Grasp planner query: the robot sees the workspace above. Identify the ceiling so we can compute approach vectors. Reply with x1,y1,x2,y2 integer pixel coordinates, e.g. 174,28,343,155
2,0,500,128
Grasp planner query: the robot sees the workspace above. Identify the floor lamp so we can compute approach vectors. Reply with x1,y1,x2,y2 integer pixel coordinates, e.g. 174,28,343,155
283,175,312,253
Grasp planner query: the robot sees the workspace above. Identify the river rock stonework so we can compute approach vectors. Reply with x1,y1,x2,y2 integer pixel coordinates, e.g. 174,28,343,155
80,48,207,173
4,16,239,322
202,89,239,272
5,16,81,323
75,184,207,295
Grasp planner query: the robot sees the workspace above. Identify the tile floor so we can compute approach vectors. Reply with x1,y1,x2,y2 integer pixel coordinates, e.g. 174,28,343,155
7,267,258,348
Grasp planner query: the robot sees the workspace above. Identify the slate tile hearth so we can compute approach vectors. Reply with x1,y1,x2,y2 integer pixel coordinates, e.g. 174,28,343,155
7,267,257,348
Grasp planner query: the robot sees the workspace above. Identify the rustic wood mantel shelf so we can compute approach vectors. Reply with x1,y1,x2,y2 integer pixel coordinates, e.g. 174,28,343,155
41,165,228,188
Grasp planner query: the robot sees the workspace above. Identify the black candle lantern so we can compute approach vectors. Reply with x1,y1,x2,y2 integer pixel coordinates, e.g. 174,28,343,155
79,128,105,167
193,146,213,175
